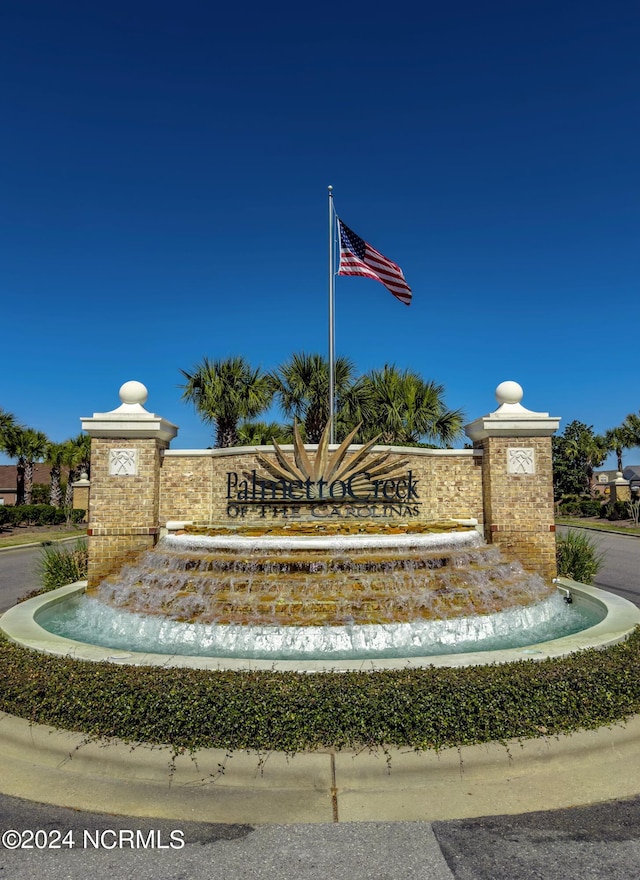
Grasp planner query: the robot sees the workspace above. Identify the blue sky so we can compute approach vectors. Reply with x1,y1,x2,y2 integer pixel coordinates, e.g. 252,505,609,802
2,1,639,467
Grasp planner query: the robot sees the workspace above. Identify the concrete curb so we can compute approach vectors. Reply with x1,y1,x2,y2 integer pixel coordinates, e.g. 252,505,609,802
2,712,640,824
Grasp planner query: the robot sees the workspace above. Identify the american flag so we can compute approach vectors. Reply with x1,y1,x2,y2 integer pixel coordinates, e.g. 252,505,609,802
337,219,412,306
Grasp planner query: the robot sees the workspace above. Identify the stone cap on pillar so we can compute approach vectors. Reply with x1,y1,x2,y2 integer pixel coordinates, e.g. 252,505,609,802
81,381,179,442
465,381,561,442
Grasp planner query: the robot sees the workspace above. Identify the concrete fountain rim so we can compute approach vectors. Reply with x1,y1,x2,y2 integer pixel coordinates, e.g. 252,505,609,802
1,579,639,672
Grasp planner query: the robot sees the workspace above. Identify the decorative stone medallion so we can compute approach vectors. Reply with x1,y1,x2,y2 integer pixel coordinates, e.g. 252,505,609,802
507,447,535,475
109,449,138,476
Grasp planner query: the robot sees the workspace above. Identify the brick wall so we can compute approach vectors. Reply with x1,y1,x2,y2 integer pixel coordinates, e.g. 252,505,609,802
159,447,485,528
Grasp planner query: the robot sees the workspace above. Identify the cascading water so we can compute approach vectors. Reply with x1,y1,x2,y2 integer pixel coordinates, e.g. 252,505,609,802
38,523,603,660
92,528,551,625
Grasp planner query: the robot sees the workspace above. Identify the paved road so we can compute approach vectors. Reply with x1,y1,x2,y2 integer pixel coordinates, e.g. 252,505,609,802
0,537,81,612
592,532,640,605
556,526,640,606
0,545,41,611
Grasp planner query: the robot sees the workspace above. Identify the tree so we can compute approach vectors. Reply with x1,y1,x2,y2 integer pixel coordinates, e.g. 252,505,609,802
619,411,640,453
0,408,18,440
359,365,464,447
0,409,20,473
2,426,49,505
180,356,273,448
603,426,633,473
552,421,607,499
269,352,373,443
45,441,68,508
62,433,91,511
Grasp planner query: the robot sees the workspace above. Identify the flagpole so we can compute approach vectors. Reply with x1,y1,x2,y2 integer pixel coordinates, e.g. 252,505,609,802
328,185,336,445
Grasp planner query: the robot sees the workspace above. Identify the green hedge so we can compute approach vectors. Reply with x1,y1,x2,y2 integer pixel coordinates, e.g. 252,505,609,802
557,497,603,517
2,631,640,753
0,504,85,528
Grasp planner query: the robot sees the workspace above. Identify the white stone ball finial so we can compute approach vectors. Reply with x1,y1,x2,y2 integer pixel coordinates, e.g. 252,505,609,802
119,380,149,407
495,381,523,406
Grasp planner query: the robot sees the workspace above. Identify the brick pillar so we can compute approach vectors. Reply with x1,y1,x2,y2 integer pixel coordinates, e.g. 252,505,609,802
71,471,90,522
81,381,178,587
465,381,560,581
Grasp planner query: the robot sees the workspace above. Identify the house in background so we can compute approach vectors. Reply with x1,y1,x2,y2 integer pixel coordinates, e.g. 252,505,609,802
593,470,619,498
0,464,69,506
593,466,640,501
623,465,640,497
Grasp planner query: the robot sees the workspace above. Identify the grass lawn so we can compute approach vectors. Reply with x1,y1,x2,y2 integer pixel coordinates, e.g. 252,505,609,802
0,523,87,550
555,516,640,536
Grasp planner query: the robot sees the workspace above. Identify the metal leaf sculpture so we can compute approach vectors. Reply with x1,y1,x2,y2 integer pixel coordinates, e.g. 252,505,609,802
253,419,411,500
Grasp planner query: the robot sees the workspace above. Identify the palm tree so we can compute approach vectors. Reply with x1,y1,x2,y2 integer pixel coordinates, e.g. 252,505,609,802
45,441,68,508
360,365,464,447
269,352,373,443
603,426,632,473
180,356,273,448
0,407,18,441
334,372,376,442
237,420,293,446
2,427,49,505
619,412,640,455
63,433,92,510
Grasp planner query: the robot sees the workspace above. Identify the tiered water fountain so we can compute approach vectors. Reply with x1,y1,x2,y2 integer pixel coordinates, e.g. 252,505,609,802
38,518,581,661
